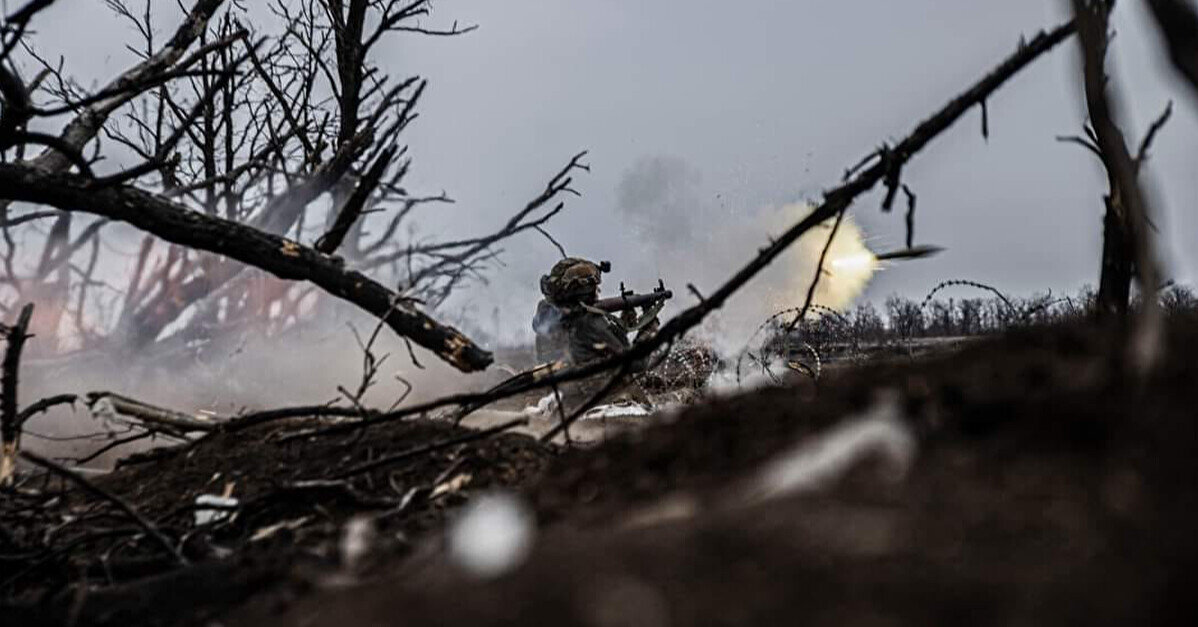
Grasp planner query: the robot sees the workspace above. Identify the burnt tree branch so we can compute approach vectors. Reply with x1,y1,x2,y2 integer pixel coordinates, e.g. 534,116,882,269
316,144,395,254
0,165,493,371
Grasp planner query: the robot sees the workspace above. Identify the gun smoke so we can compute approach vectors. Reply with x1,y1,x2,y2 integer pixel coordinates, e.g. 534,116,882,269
614,155,877,355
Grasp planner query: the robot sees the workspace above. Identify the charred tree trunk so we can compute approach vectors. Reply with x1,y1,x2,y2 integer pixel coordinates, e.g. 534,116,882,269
1096,188,1133,318
1073,0,1165,374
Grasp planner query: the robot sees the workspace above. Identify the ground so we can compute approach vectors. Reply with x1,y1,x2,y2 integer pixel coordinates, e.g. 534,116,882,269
3,320,1197,626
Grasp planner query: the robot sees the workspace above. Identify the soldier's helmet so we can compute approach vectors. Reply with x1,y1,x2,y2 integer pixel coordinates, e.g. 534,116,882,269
540,257,609,303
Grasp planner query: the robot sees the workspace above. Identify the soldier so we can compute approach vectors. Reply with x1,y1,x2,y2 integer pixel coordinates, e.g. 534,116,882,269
532,257,659,366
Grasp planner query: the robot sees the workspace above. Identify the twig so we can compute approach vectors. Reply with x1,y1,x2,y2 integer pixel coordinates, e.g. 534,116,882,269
540,362,635,443
784,206,847,335
19,450,187,565
16,393,77,423
1135,100,1173,171
980,98,990,140
533,224,567,258
72,431,155,466
219,404,372,433
331,417,527,479
902,184,918,249
549,382,572,445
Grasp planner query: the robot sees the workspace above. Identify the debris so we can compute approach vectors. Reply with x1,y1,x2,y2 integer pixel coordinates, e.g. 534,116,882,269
447,491,535,579
339,515,378,573
522,393,557,417
581,401,652,421
250,516,312,542
194,494,239,526
747,391,916,502
431,473,473,500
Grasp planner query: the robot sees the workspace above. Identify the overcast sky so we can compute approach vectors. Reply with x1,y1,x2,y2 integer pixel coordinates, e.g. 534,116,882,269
34,1,1198,347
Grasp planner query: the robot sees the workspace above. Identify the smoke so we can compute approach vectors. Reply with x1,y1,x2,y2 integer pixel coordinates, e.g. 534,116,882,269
16,154,879,463
615,155,877,356
617,155,704,245
17,302,500,464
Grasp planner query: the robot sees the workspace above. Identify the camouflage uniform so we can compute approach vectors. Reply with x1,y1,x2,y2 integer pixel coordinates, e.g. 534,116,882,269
532,258,659,407
533,258,636,365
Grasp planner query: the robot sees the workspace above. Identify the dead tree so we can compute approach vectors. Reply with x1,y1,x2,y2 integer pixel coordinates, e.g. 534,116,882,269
0,0,581,371
1061,1,1165,373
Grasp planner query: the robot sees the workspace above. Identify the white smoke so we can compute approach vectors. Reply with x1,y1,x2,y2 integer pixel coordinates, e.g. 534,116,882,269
616,155,877,356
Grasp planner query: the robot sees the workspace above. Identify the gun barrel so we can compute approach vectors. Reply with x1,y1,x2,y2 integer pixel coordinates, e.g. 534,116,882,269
593,290,673,312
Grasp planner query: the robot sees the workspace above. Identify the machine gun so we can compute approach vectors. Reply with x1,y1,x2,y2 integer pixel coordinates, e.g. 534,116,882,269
592,280,672,331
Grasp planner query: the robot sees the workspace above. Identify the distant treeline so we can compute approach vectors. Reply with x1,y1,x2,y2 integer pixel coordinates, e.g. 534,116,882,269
789,284,1198,346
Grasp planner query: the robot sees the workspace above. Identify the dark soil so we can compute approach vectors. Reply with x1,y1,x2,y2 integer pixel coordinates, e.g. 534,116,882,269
5,320,1198,626
2,417,552,626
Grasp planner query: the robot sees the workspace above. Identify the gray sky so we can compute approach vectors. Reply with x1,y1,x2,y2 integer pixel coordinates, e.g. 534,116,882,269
386,0,1197,337
34,1,1198,348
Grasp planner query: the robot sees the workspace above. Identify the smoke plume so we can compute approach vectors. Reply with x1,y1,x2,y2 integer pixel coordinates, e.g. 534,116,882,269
615,155,876,355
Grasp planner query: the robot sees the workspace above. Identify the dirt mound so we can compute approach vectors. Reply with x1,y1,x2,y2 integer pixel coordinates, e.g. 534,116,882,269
237,323,1198,626
5,321,1198,626
1,417,552,625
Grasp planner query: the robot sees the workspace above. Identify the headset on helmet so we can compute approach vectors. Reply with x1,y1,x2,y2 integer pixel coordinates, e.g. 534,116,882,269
540,258,610,303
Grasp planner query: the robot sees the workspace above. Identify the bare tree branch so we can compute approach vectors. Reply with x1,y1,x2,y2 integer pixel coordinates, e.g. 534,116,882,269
1136,100,1173,171
0,165,494,370
316,144,394,253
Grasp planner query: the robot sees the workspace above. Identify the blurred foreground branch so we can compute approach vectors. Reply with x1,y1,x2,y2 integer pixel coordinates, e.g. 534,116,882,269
1147,0,1198,99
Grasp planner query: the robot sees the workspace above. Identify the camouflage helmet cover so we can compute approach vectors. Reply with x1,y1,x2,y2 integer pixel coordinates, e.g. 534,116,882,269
540,257,608,302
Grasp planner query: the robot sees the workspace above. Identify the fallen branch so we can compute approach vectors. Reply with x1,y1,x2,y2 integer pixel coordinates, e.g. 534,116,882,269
16,393,77,423
0,166,493,371
86,392,222,436
219,405,374,434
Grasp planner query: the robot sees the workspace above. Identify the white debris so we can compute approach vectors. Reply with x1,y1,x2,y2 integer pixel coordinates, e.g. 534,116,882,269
89,396,117,422
339,515,377,572
430,473,472,499
749,390,916,501
193,494,238,526
447,491,535,579
522,393,558,416
581,401,651,421
705,365,779,396
524,394,653,421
